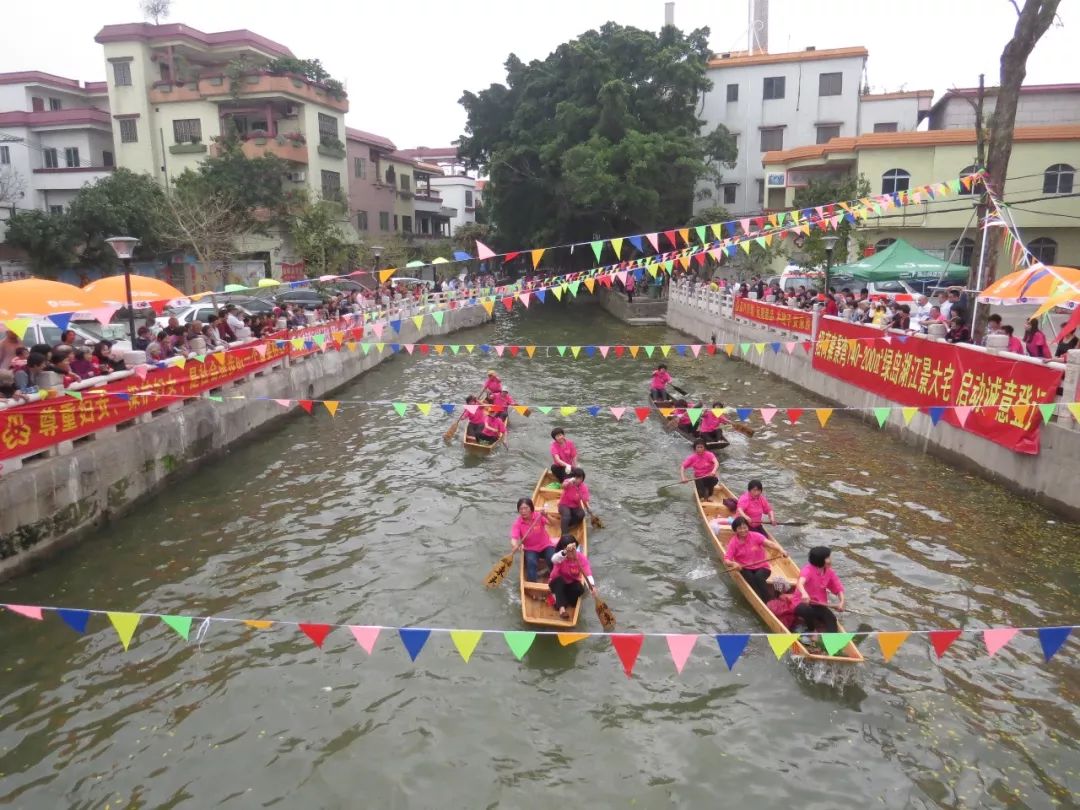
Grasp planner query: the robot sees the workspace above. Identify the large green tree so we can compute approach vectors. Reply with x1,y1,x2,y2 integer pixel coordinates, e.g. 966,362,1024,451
792,174,871,273
3,209,78,276
458,23,729,249
66,168,166,267
174,141,292,230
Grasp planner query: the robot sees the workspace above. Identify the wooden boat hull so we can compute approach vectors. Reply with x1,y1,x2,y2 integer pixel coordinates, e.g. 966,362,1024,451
649,397,729,450
463,422,506,452
519,468,589,628
694,482,864,664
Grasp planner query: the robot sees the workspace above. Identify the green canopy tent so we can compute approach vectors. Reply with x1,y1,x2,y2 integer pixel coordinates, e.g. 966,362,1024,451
833,238,969,284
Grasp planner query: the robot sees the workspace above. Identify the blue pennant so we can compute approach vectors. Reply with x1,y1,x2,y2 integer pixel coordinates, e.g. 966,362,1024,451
715,634,750,670
724,222,738,236
398,628,431,662
675,345,687,356
726,245,738,257
586,405,601,417
736,408,753,422
58,608,91,633
479,344,491,354
628,235,644,253
389,344,400,353
584,346,596,358
275,341,286,349
895,335,909,344
115,393,130,401
440,403,456,414
389,319,402,333
453,250,472,261
770,342,781,354
303,340,314,350
1038,627,1072,661
535,290,546,303
928,406,945,425
48,312,74,333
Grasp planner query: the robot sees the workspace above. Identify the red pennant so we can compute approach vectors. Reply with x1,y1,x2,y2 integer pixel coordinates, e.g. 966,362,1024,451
753,216,765,229
419,344,430,355
664,229,678,247
150,299,168,315
706,344,717,355
694,253,707,266
611,634,645,677
929,629,962,659
786,408,803,424
634,406,651,423
614,346,625,358
508,345,520,357
801,341,813,354
599,275,613,287
299,623,333,648
503,251,520,262
298,400,314,414
501,296,515,312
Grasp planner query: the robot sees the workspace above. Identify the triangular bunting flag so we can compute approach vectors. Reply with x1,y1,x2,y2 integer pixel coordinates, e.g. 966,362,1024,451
398,628,431,661
299,623,333,648
531,248,545,269
324,401,340,417
821,633,855,656
928,406,945,426
876,631,910,662
503,631,537,660
715,634,750,670
786,408,803,425
759,408,777,425
161,615,193,641
635,406,651,422
955,406,973,426
1037,626,1072,661
57,608,91,633
665,634,698,674
929,629,962,658
767,633,799,659
591,240,605,262
4,604,44,620
349,625,381,654
1037,403,1056,425
873,407,890,427
983,627,1018,656
611,634,645,677
558,632,590,646
451,629,483,662
901,407,918,425
107,611,141,651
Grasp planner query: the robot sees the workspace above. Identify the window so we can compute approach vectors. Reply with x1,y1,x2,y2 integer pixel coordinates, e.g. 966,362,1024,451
402,215,413,232
49,205,64,215
1029,237,1057,265
818,72,842,96
947,237,974,265
723,183,737,205
760,127,784,152
763,76,785,100
119,119,138,143
31,97,44,112
49,97,62,111
400,174,410,191
1043,163,1074,194
43,148,58,169
385,165,396,186
465,190,474,208
816,124,840,144
102,151,114,168
64,147,80,168
113,62,132,87
873,122,898,133
875,238,897,253
726,83,739,102
756,179,765,205
318,113,338,144
354,157,366,178
958,165,982,196
172,118,201,143
357,211,368,231
379,211,390,231
320,170,341,199
393,214,399,231
0,145,9,165
881,168,911,195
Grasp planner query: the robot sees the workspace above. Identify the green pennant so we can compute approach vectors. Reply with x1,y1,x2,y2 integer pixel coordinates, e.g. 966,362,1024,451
195,354,206,363
557,346,567,356
821,632,855,656
663,260,674,274
207,395,223,402
537,406,553,415
740,342,751,355
161,615,193,641
874,407,891,427
1038,403,1056,424
450,344,461,354
775,211,787,226
392,402,409,417
591,240,605,262
361,342,371,355
503,631,537,660
568,280,581,297
687,407,703,426
313,334,326,347
948,179,961,194
755,236,768,249
695,225,708,244
65,390,83,400
432,310,444,326
644,345,655,358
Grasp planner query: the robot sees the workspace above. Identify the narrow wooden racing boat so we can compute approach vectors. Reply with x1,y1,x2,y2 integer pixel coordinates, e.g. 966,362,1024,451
519,468,589,628
463,429,501,452
694,482,864,664
649,397,730,450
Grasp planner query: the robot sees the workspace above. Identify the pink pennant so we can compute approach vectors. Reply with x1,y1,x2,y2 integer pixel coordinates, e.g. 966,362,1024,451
759,408,778,425
134,364,149,380
610,406,626,421
645,233,659,252
494,345,505,357
371,322,384,338
690,344,701,357
402,344,414,354
464,404,479,416
349,625,381,654
882,334,892,345
665,634,698,674
4,604,44,620
476,240,496,260
739,218,751,234
88,306,119,326
954,406,973,426
983,627,1018,656
518,291,531,308
615,270,628,285
253,343,268,357
785,342,796,354
598,346,610,358
273,398,292,408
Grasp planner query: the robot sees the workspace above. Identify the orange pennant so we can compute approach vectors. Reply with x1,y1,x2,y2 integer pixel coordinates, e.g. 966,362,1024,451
558,632,590,646
531,248,545,269
324,401,339,417
876,631,910,662
244,620,273,629
816,408,833,427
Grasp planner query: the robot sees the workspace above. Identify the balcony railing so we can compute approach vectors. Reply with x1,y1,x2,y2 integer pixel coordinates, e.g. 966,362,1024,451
211,138,308,164
149,72,348,113
414,189,443,202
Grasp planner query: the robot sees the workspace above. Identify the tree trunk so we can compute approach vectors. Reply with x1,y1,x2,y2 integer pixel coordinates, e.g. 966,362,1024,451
969,0,1060,338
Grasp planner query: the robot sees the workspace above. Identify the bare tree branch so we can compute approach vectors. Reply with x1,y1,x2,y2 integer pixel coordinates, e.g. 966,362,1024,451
0,167,26,204
139,0,171,25
156,188,246,286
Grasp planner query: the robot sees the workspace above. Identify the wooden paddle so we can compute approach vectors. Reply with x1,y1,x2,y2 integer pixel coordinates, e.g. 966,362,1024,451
591,587,616,631
586,505,604,529
670,383,689,396
722,552,788,574
484,514,541,587
443,415,463,443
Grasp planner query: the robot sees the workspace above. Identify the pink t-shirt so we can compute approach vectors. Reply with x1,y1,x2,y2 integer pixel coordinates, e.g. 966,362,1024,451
551,439,577,467
481,415,506,438
512,512,553,553
676,408,691,426
484,376,502,394
549,552,593,584
491,391,514,411
682,451,718,479
559,481,590,509
798,563,843,605
724,531,771,571
699,411,722,432
1006,336,1024,354
651,369,672,391
466,405,486,425
737,492,772,523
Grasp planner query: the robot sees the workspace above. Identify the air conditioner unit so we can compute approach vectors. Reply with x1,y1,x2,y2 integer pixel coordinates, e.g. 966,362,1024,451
286,171,307,183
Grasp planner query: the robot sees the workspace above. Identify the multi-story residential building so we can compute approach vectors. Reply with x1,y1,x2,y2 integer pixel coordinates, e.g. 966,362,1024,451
412,161,456,238
397,146,474,178
928,84,1080,130
0,72,115,238
345,127,397,238
429,174,477,234
859,90,934,135
380,151,417,235
93,23,349,206
762,125,1080,267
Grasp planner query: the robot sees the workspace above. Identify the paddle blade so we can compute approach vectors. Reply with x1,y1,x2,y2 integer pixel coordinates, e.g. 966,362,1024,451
443,419,461,443
523,408,532,417
484,553,515,588
595,596,616,631
732,422,755,438
589,514,604,529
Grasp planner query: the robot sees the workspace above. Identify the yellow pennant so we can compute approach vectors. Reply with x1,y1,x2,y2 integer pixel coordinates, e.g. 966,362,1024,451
332,331,345,344
465,344,475,354
571,346,582,358
552,286,563,301
876,631,910,662
724,344,735,357
647,263,659,278
611,237,623,258
660,345,671,357
560,406,577,416
450,630,483,663
816,408,833,427
291,338,304,350
531,248,545,269
346,341,357,351
755,343,766,355
584,278,595,293
412,314,425,330
677,227,690,246
558,632,590,646
324,401,339,417
740,240,752,254
481,299,495,316
379,268,397,283
244,620,273,629
416,403,432,416
629,346,640,358
107,612,141,651
767,633,799,659
433,345,445,355
175,357,186,370
513,405,529,415
525,345,537,358
678,256,691,271
658,407,674,418
901,407,917,425
375,342,385,352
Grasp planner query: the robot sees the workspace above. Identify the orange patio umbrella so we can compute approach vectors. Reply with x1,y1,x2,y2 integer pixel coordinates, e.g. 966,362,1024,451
977,264,1080,306
81,274,188,308
0,278,92,316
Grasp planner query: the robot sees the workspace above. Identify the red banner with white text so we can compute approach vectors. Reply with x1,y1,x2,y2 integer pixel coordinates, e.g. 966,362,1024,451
811,317,1063,453
733,297,813,335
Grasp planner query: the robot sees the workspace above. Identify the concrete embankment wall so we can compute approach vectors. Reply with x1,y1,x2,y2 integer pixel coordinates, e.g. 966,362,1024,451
666,298,1080,520
595,287,669,324
0,306,491,580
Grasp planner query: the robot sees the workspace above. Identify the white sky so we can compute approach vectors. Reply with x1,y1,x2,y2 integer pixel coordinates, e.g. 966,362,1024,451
1,0,1075,149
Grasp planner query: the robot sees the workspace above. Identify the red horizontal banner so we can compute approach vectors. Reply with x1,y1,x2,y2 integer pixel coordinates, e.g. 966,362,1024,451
810,318,1063,454
733,298,813,335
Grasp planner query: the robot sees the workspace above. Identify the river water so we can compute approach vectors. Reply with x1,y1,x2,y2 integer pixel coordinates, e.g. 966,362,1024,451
1,305,1077,809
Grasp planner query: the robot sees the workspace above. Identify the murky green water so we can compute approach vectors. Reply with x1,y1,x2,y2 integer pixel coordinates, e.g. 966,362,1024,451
1,305,1078,809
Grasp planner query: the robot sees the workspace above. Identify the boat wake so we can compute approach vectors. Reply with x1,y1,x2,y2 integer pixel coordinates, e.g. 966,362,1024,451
790,656,864,691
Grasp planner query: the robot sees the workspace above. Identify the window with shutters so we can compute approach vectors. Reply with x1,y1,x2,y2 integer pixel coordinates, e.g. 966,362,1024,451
379,211,390,230
816,125,840,144
43,148,58,168
760,127,783,152
357,211,368,230
119,119,138,143
873,122,898,133
402,215,413,232
723,184,737,205
64,147,80,168
321,170,341,199
318,113,338,144
49,98,62,111
172,119,202,143
113,62,132,86
726,83,738,102
0,145,9,165
354,157,366,178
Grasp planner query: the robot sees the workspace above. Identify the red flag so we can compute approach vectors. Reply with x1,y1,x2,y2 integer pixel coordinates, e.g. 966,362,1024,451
419,344,430,355
502,296,515,312
299,623,333,648
706,344,717,355
503,251,520,263
786,408,803,424
611,634,645,677
802,341,813,354
614,346,625,358
929,629,962,659
150,299,168,315
298,400,314,414
664,230,678,248
508,345,520,357
634,406,651,423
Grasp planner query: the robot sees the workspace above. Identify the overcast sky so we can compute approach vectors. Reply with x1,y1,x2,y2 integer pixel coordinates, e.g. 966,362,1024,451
1,0,1074,148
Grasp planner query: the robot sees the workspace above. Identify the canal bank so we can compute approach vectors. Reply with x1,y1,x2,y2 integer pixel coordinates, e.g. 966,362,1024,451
665,284,1080,519
0,305,491,580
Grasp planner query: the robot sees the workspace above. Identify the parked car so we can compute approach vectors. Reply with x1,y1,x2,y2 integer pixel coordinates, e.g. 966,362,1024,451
154,301,255,330
20,319,129,351
830,276,919,301
273,289,328,309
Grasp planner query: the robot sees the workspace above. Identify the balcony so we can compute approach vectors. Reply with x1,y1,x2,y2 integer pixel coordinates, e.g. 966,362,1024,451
413,189,445,214
148,72,348,113
32,165,115,189
211,136,309,164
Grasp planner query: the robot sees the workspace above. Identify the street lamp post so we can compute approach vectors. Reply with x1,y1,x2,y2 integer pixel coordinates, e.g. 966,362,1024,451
821,234,839,297
105,236,140,346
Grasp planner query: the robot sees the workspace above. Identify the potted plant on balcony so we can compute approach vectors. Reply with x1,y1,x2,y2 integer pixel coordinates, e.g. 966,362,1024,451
318,136,346,159
250,129,269,145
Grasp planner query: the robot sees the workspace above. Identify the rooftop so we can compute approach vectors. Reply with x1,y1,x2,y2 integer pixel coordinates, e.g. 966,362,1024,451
94,22,293,60
861,90,934,101
0,108,113,129
0,71,107,95
397,146,459,160
930,83,1080,115
708,45,868,69
763,124,1080,165
345,127,396,151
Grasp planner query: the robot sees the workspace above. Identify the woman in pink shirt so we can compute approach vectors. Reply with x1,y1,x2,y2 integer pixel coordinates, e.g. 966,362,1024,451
697,400,730,447
794,546,845,634
1002,325,1025,354
558,468,591,533
490,388,514,422
1023,318,1051,359
478,411,507,446
457,394,487,441
549,427,578,482
680,439,719,499
736,479,775,533
649,363,672,402
547,535,597,619
482,370,503,398
510,497,556,582
724,516,786,603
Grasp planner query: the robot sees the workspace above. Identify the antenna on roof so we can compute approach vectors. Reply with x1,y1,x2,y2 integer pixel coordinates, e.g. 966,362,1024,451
748,0,768,54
